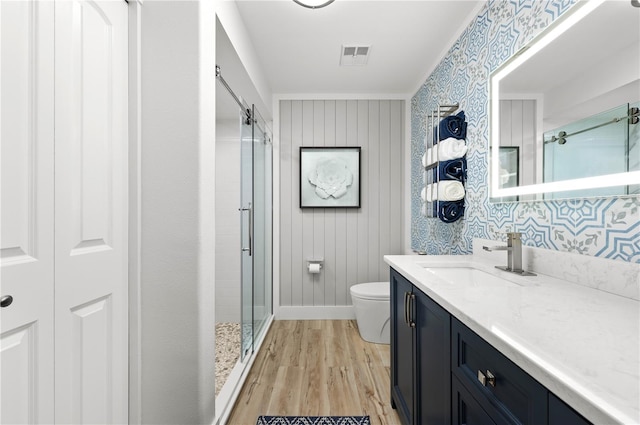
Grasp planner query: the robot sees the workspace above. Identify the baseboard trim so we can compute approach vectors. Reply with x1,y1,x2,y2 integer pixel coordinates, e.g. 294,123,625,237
276,306,355,320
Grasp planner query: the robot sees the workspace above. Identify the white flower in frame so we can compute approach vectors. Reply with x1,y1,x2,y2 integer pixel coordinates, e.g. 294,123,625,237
308,157,354,199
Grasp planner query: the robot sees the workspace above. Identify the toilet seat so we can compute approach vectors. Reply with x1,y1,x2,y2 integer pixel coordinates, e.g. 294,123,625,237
350,282,389,301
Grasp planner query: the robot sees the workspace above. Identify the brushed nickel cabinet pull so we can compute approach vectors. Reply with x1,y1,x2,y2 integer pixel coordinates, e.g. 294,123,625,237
409,294,416,328
478,370,486,386
403,292,409,325
478,369,496,387
486,370,496,387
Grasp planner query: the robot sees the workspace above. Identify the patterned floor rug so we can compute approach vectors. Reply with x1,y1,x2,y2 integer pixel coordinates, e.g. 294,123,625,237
256,417,370,425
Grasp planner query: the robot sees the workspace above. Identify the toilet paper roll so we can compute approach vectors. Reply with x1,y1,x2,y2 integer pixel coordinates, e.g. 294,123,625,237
308,263,321,274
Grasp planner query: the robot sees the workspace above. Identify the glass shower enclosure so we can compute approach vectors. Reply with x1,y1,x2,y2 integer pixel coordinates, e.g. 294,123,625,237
240,104,273,359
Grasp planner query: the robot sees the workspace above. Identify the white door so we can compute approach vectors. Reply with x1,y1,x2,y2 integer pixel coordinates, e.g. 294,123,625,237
0,2,55,423
1,0,129,423
54,0,129,423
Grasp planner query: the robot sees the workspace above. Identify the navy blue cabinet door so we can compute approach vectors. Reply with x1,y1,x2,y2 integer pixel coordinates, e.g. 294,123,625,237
391,269,415,425
415,289,451,424
452,375,497,425
549,394,592,425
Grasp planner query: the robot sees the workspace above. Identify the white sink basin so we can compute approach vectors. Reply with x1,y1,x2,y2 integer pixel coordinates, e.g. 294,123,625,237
423,266,519,287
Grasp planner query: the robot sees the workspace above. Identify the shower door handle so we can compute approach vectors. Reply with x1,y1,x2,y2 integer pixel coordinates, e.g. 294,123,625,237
248,202,253,257
239,203,252,256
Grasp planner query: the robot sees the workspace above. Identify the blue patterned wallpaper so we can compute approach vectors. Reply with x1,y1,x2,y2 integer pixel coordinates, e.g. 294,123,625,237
411,0,640,263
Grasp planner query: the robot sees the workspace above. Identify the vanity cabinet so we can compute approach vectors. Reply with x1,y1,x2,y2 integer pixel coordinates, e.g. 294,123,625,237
389,267,594,425
390,268,451,425
390,269,415,424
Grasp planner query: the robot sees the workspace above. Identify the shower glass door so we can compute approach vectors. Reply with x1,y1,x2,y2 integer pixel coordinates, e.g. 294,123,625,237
240,104,273,361
251,106,272,342
240,107,253,360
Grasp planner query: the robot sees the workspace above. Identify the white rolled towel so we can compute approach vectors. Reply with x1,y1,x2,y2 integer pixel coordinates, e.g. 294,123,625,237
438,137,467,161
436,180,465,201
420,186,427,201
432,144,439,163
426,148,433,165
422,152,427,167
426,184,433,202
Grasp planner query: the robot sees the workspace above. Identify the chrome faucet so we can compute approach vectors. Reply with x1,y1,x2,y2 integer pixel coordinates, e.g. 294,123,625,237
483,232,536,276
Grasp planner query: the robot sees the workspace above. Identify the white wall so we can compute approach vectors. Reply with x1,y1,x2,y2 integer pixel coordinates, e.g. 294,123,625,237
216,2,272,117
135,0,273,423
278,99,405,318
214,0,274,323
139,1,215,423
215,119,241,323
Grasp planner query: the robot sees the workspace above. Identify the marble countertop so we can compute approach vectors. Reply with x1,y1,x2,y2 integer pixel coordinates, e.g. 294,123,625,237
384,254,640,425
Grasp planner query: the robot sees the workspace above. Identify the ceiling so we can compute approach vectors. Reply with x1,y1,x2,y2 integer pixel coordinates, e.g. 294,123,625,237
234,0,484,95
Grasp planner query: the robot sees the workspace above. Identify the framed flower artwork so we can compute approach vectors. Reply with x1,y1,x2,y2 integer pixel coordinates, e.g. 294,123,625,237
299,146,361,208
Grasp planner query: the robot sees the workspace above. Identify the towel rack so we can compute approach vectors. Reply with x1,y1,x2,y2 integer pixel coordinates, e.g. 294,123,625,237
422,103,467,223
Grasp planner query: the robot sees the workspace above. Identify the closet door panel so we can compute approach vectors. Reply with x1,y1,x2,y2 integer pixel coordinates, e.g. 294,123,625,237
54,1,128,423
0,1,55,423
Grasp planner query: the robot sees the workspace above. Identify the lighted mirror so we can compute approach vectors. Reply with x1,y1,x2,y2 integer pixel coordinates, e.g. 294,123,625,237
490,0,640,202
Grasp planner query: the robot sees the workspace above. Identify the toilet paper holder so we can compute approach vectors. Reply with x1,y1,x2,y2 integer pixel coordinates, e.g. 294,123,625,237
307,258,324,273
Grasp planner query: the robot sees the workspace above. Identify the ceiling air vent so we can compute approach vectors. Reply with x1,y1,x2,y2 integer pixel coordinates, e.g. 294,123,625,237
340,45,371,66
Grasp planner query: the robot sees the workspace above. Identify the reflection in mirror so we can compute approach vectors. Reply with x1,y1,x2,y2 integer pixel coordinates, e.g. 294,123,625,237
490,0,640,202
543,102,639,199
494,146,520,202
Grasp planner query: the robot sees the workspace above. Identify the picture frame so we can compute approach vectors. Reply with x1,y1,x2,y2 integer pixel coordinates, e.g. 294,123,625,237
299,146,361,208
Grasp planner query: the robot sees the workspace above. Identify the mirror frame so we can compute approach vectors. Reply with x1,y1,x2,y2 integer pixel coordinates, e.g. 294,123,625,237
489,0,640,200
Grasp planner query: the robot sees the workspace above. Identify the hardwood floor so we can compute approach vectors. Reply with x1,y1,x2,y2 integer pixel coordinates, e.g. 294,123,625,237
226,320,401,425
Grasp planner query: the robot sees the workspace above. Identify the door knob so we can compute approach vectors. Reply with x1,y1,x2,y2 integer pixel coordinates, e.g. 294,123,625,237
1,295,13,308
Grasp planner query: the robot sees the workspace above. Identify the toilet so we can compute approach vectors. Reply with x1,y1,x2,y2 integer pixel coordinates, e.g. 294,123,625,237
350,282,390,344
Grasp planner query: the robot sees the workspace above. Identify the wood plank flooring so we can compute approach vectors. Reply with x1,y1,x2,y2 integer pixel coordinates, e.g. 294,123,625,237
226,320,401,425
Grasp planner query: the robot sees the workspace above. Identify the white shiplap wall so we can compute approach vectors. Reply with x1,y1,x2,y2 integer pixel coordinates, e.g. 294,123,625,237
279,99,405,309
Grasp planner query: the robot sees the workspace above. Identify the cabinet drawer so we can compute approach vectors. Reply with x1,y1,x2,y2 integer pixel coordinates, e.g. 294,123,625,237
452,318,547,424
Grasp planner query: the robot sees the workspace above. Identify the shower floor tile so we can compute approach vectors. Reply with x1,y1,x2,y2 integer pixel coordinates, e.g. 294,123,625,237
216,322,241,396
